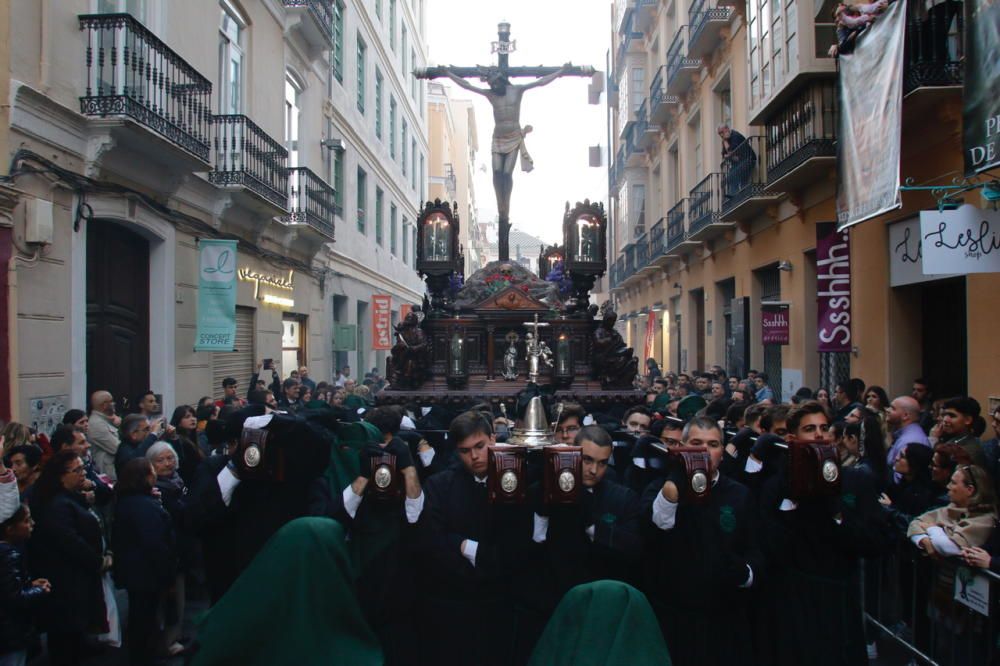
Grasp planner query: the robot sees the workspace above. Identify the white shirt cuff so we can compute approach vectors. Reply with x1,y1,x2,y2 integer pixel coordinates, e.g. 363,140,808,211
533,514,549,543
418,448,435,467
911,534,927,547
462,539,479,567
744,456,763,474
652,491,678,530
632,457,647,469
926,526,962,556
217,465,241,507
404,491,425,524
739,565,754,588
342,484,363,519
585,524,596,542
779,498,798,512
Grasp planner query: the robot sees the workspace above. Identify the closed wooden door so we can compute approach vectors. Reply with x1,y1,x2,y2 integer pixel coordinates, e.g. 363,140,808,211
86,220,150,413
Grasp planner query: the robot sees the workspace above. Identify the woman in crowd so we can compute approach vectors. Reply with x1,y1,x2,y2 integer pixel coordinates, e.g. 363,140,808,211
146,442,192,657
5,446,41,501
879,444,937,531
167,405,204,485
60,410,89,436
864,386,890,415
909,464,997,555
29,449,109,666
0,502,51,666
835,414,888,485
928,443,972,505
113,458,176,665
813,387,832,410
0,424,33,457
645,358,662,381
194,403,218,457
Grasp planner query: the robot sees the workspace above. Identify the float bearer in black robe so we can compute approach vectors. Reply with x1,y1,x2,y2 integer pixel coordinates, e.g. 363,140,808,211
308,406,425,666
532,425,643,601
417,411,540,666
641,415,763,666
753,400,891,666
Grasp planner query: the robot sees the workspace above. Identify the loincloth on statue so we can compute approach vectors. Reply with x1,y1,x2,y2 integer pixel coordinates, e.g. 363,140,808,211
492,128,534,172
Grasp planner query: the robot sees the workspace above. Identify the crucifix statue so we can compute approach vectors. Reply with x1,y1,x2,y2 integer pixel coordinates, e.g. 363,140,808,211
415,23,594,262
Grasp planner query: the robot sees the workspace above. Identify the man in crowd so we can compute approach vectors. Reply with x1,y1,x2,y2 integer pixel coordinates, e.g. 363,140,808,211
937,396,988,469
216,377,246,408
885,395,930,481
49,425,112,508
115,414,163,475
88,389,121,478
642,416,761,665
336,365,351,388
833,380,863,421
298,366,316,392
276,378,303,413
136,390,160,422
553,403,586,444
532,425,642,599
621,406,652,435
418,411,539,666
912,377,935,432
754,373,775,402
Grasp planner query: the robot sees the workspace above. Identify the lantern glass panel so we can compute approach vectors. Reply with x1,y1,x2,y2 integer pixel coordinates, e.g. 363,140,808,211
423,212,451,261
576,215,600,262
450,333,465,374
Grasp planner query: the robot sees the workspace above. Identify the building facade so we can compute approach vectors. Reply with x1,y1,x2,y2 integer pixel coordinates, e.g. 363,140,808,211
606,0,999,408
426,81,485,274
0,0,427,423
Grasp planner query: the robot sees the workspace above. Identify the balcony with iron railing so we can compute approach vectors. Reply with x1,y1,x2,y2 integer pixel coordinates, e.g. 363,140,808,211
903,0,963,94
615,7,645,76
764,80,837,193
688,0,734,59
210,115,289,212
719,135,784,221
664,200,695,257
666,27,701,96
281,166,337,241
282,0,335,50
634,100,660,151
686,172,734,241
610,255,626,290
648,65,680,124
624,122,646,167
623,244,636,280
634,0,659,32
648,216,667,263
79,13,213,164
634,233,652,275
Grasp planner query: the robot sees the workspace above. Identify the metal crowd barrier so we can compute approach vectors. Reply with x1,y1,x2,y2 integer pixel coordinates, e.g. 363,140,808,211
864,534,999,665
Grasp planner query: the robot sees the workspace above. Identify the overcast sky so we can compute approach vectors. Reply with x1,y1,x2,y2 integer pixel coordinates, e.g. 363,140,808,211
426,0,611,246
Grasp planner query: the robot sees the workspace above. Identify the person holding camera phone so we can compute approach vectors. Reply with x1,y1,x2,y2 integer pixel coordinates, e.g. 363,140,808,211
640,416,762,666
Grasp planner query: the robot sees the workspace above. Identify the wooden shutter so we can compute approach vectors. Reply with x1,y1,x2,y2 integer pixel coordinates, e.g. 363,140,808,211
212,306,255,400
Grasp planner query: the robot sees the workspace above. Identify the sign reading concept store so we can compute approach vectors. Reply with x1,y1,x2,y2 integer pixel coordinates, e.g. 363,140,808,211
195,240,238,351
239,266,295,308
761,302,790,345
962,0,1000,175
920,205,1000,275
372,295,392,350
816,222,852,353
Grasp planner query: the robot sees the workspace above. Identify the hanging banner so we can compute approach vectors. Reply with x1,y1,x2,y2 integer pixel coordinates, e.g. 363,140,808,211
372,295,392,350
920,205,1000,275
195,240,238,351
836,0,905,230
963,0,1000,175
643,311,656,363
761,303,790,345
816,222,852,352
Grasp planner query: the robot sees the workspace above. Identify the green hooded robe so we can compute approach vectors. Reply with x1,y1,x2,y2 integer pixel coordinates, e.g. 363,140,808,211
191,517,383,666
528,580,672,666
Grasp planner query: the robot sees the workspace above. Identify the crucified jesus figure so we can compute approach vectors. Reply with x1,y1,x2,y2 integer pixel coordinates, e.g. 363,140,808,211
442,63,589,260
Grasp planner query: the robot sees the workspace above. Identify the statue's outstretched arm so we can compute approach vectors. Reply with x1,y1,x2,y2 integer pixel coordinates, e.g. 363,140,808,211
519,63,574,90
443,70,491,97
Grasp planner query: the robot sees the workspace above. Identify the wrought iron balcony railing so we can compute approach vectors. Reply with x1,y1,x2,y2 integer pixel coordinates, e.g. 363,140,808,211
635,234,649,271
624,244,636,279
720,135,773,216
79,13,212,161
282,0,335,44
687,172,723,236
688,0,733,58
765,80,837,185
648,216,666,260
665,200,686,252
903,0,963,93
210,115,289,210
283,166,337,239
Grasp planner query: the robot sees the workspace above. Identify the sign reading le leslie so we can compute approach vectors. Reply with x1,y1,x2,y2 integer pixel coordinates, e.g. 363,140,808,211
920,205,1000,275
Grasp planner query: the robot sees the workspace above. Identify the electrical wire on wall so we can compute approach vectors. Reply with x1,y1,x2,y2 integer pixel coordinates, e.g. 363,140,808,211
0,149,320,277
